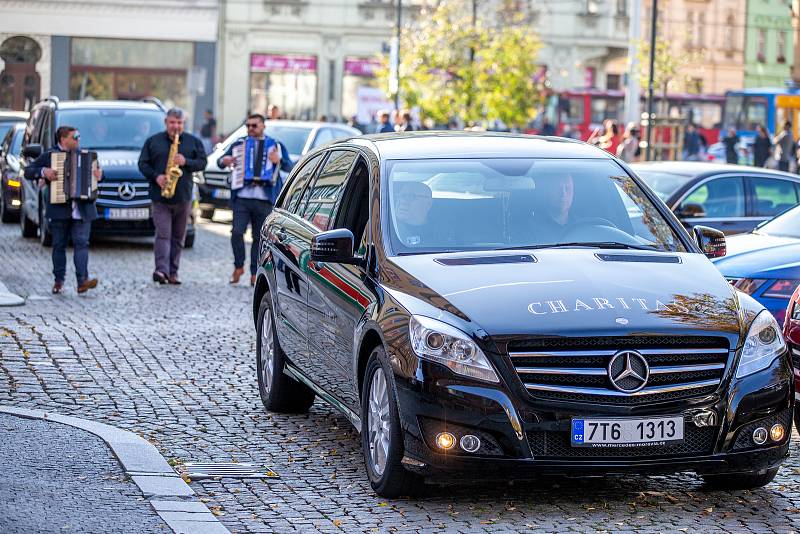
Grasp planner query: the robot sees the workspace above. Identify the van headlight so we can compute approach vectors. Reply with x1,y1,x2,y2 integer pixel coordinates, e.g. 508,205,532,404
736,311,786,378
408,315,499,383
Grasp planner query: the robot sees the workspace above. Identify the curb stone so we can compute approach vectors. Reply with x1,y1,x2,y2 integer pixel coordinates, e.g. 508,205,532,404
0,406,230,534
0,279,24,307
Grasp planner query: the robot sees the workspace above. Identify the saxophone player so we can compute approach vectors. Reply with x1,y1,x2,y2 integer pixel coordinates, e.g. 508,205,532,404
138,108,207,285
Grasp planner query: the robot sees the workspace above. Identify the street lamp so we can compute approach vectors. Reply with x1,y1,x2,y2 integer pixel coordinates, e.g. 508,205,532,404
645,0,658,161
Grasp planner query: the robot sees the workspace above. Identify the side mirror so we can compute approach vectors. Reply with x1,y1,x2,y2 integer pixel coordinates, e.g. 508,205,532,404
311,228,358,264
22,143,42,160
677,202,706,218
693,225,726,258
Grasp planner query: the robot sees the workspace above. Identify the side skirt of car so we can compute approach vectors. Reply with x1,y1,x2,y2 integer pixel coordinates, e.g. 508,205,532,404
283,362,362,430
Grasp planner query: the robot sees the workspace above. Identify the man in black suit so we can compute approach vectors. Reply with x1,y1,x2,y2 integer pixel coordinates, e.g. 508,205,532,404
24,126,102,294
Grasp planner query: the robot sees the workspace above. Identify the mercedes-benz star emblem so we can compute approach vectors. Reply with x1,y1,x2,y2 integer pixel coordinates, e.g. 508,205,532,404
607,350,649,393
118,182,135,200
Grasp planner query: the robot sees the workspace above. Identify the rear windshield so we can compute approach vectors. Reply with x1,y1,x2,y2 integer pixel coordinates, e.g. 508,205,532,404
385,158,687,254
56,109,165,150
635,170,694,200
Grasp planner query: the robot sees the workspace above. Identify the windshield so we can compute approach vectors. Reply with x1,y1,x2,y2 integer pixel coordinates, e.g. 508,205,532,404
263,125,313,155
10,128,23,155
56,109,164,150
635,170,694,200
386,158,687,254
724,95,768,131
0,123,14,142
755,206,800,238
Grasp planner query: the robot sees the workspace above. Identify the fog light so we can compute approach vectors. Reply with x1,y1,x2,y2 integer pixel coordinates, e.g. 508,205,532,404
459,434,481,453
11,199,20,206
752,427,768,445
770,424,785,442
435,432,456,450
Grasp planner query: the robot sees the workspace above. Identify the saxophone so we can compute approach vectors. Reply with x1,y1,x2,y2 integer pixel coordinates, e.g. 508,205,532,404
161,133,183,199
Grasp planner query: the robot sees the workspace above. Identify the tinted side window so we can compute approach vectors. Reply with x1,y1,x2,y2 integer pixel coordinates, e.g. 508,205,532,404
751,177,799,216
25,106,43,147
281,153,323,212
40,109,53,148
301,150,357,231
679,177,745,218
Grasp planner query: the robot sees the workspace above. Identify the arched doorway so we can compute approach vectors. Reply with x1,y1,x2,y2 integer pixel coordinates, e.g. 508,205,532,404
0,36,42,111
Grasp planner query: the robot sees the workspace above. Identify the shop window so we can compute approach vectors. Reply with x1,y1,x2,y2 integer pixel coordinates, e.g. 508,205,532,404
250,54,318,120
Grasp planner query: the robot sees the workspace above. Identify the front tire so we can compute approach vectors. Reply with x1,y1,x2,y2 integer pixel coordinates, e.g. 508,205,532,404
255,292,315,413
183,231,195,249
20,201,37,238
702,467,779,490
199,207,215,220
361,347,424,497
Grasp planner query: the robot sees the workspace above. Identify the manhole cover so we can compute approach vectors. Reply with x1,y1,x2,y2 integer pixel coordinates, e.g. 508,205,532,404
180,463,280,481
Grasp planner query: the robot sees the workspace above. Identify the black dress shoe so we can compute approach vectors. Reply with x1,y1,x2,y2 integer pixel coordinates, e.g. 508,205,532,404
152,271,168,284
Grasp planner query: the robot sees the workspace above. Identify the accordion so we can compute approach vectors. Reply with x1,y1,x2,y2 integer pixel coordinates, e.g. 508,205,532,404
230,137,280,190
50,150,99,204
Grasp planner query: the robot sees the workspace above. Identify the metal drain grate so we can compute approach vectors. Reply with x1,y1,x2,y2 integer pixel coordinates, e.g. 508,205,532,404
180,462,280,481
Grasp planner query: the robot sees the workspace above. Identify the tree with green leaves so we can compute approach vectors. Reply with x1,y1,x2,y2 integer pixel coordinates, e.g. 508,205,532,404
377,1,545,128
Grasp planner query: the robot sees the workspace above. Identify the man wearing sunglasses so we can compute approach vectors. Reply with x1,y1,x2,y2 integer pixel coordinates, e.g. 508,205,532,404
24,126,103,294
218,113,294,285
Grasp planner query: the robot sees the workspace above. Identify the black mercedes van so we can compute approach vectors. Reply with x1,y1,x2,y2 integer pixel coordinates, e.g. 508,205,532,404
252,132,793,497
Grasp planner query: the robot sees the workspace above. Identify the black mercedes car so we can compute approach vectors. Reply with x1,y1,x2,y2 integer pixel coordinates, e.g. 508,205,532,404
252,132,793,497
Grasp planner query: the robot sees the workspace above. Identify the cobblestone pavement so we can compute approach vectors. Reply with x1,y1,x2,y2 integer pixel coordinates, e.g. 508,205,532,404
0,413,168,533
0,219,799,533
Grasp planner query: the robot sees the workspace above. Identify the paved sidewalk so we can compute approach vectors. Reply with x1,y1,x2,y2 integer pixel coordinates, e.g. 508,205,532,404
0,412,167,534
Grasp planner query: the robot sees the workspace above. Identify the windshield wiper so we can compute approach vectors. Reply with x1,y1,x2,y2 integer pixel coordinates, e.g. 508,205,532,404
499,242,659,251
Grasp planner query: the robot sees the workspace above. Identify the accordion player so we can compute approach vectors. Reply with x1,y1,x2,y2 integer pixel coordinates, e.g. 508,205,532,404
230,137,280,191
49,150,99,204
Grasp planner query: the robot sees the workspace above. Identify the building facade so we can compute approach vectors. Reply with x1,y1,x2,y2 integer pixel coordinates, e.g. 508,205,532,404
745,0,794,88
217,0,424,133
0,0,218,130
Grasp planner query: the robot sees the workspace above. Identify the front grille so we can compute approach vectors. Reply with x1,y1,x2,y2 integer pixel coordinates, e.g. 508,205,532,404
508,336,730,405
204,171,230,187
97,181,150,207
527,425,718,459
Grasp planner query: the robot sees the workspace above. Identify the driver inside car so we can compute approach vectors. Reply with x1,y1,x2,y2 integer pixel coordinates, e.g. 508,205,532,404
534,173,574,241
393,181,448,247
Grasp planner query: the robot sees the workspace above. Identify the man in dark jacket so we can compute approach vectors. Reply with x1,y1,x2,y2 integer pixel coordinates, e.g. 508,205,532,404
24,125,102,294
138,108,207,285
218,113,294,285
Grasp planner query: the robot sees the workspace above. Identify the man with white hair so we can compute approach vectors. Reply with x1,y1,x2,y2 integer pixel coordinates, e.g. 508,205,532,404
138,107,207,285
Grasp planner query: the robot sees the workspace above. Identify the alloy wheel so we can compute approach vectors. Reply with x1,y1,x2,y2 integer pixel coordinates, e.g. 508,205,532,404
367,367,391,476
260,311,275,393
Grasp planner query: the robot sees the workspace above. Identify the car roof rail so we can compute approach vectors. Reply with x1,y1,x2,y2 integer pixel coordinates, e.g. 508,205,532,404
142,96,165,111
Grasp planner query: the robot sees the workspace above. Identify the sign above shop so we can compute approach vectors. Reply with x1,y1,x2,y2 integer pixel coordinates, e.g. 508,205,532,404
344,57,382,77
251,54,317,73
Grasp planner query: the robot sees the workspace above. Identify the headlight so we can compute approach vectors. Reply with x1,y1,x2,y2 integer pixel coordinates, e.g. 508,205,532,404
408,315,499,383
736,311,786,378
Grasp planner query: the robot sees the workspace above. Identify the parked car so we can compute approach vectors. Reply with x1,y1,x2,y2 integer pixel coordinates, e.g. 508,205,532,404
18,97,197,247
631,162,800,235
0,121,25,222
0,110,29,144
781,287,800,433
198,120,361,219
252,132,792,497
713,205,800,326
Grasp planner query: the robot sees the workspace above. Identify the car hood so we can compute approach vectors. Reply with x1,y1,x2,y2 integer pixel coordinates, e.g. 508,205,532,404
713,232,800,279
96,149,146,181
385,249,742,341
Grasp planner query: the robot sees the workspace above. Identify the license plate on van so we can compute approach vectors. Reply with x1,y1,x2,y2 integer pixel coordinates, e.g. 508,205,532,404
571,416,684,447
106,208,150,220
213,189,231,199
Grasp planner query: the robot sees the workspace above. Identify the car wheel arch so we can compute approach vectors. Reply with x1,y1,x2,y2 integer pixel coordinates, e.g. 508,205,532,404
253,275,271,326
357,328,385,401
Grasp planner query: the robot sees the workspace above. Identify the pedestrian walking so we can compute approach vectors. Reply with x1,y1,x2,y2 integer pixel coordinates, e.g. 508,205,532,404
682,123,702,161
396,111,415,132
753,124,772,167
616,122,641,162
773,121,794,172
199,109,217,154
24,126,102,294
138,108,207,285
217,113,294,286
375,110,394,133
722,127,740,164
267,105,281,121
